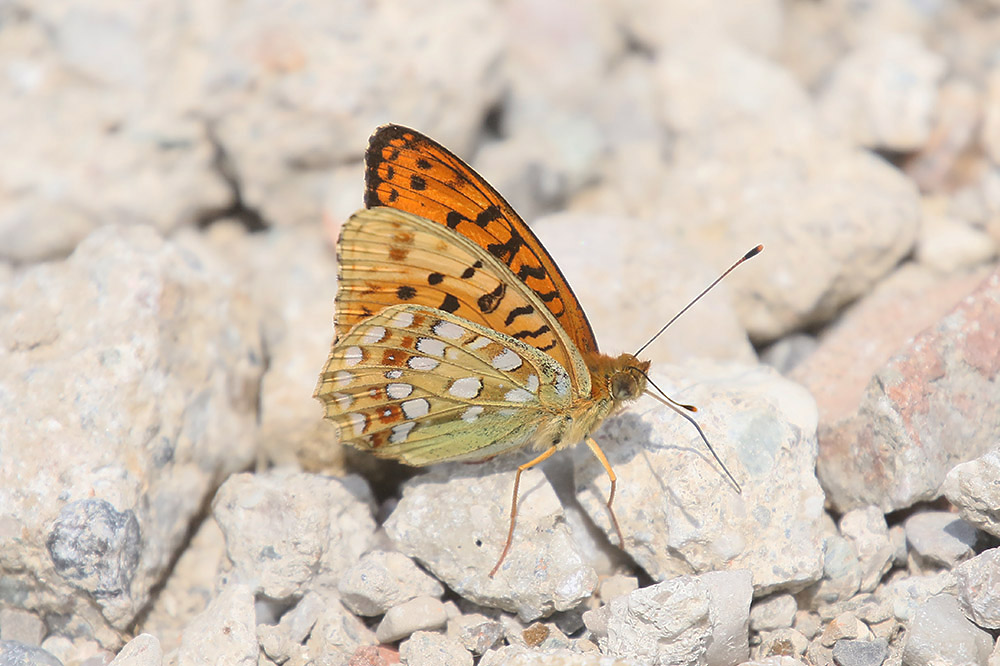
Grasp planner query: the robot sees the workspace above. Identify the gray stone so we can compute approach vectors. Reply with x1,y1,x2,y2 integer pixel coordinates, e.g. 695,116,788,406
385,461,596,621
840,507,894,592
0,609,45,646
942,448,1000,538
0,642,63,666
398,631,472,666
108,634,161,666
446,614,503,655
877,572,957,624
585,570,751,666
375,597,449,644
904,512,978,569
832,638,888,666
902,594,993,666
176,583,256,666
338,550,443,617
750,594,798,632
812,533,863,605
576,362,825,595
953,547,1000,629
0,225,262,637
212,471,376,599
303,599,375,662
45,499,141,601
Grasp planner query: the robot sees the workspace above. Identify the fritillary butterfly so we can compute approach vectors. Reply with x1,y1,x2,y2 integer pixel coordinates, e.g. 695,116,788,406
315,124,760,577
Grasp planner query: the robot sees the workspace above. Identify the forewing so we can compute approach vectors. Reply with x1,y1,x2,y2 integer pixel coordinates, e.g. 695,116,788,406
335,207,590,396
314,304,573,466
364,124,599,355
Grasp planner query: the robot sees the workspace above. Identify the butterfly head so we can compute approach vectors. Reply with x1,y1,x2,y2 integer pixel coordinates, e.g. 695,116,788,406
606,354,651,406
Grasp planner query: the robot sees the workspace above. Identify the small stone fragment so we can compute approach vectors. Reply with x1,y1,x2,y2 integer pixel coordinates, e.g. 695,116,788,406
338,550,444,616
942,448,1000,538
756,628,809,659
375,597,449,644
176,583,256,666
839,507,894,592
446,613,503,655
953,547,1000,629
902,594,993,666
750,594,798,632
596,574,638,603
793,611,822,640
832,638,888,666
109,634,162,666
0,609,46,646
398,631,472,666
904,512,978,569
819,612,870,647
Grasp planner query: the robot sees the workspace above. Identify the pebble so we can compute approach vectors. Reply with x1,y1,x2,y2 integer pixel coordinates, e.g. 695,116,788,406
831,638,888,666
942,448,1000,538
375,597,449,644
338,550,444,616
901,594,993,666
904,512,979,569
750,594,799,632
446,613,504,655
0,609,46,646
952,547,1000,629
398,631,472,666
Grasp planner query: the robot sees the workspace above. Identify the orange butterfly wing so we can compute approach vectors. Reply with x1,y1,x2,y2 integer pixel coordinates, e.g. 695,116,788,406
364,124,600,355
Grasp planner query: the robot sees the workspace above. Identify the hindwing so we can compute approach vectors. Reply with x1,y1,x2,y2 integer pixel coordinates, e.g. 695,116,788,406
315,304,573,465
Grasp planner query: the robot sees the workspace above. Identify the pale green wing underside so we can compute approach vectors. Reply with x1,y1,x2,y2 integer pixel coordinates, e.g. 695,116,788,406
315,304,573,465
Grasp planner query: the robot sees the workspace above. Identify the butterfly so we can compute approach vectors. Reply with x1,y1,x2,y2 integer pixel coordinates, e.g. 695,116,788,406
315,124,758,577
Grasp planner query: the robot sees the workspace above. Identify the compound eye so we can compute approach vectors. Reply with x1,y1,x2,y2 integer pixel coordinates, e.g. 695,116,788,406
611,372,639,401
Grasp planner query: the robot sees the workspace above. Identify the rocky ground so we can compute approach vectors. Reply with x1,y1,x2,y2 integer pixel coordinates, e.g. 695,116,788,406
1,1,999,665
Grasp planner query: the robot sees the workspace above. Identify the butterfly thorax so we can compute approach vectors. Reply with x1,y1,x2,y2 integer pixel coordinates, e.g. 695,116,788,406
551,352,650,446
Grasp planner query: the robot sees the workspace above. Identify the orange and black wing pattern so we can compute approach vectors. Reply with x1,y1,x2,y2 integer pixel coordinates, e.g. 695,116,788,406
364,124,599,355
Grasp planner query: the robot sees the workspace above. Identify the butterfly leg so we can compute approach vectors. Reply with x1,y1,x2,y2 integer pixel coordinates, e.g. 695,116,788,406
585,437,625,548
488,445,559,578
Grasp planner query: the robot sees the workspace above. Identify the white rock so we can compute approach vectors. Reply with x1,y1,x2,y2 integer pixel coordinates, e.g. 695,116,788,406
480,644,641,665
385,461,596,621
655,121,920,342
904,512,978,569
109,634,162,666
839,507,894,592
257,592,324,664
0,225,262,636
532,213,757,367
338,550,443,616
176,583,256,666
916,213,997,275
399,631,472,666
953,547,1000,629
0,608,46,645
0,642,64,666
877,572,957,623
375,596,449,644
749,594,798,632
576,362,825,594
212,471,376,598
304,598,376,662
942,448,1000,538
585,571,751,666
902,594,993,666
818,34,945,151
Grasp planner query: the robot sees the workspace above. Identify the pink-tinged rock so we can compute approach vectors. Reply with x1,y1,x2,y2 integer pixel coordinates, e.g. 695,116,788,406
817,267,1000,513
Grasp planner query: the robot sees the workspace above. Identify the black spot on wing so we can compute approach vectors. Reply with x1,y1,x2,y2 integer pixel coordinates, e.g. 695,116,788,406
397,285,417,300
477,283,505,314
440,294,460,313
410,174,427,191
428,272,444,285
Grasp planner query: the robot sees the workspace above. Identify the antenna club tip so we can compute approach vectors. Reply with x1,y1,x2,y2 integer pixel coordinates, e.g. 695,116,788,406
745,244,764,260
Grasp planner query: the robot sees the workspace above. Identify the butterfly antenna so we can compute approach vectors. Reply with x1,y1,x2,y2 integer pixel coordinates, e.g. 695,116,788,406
633,245,763,357
637,369,742,494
